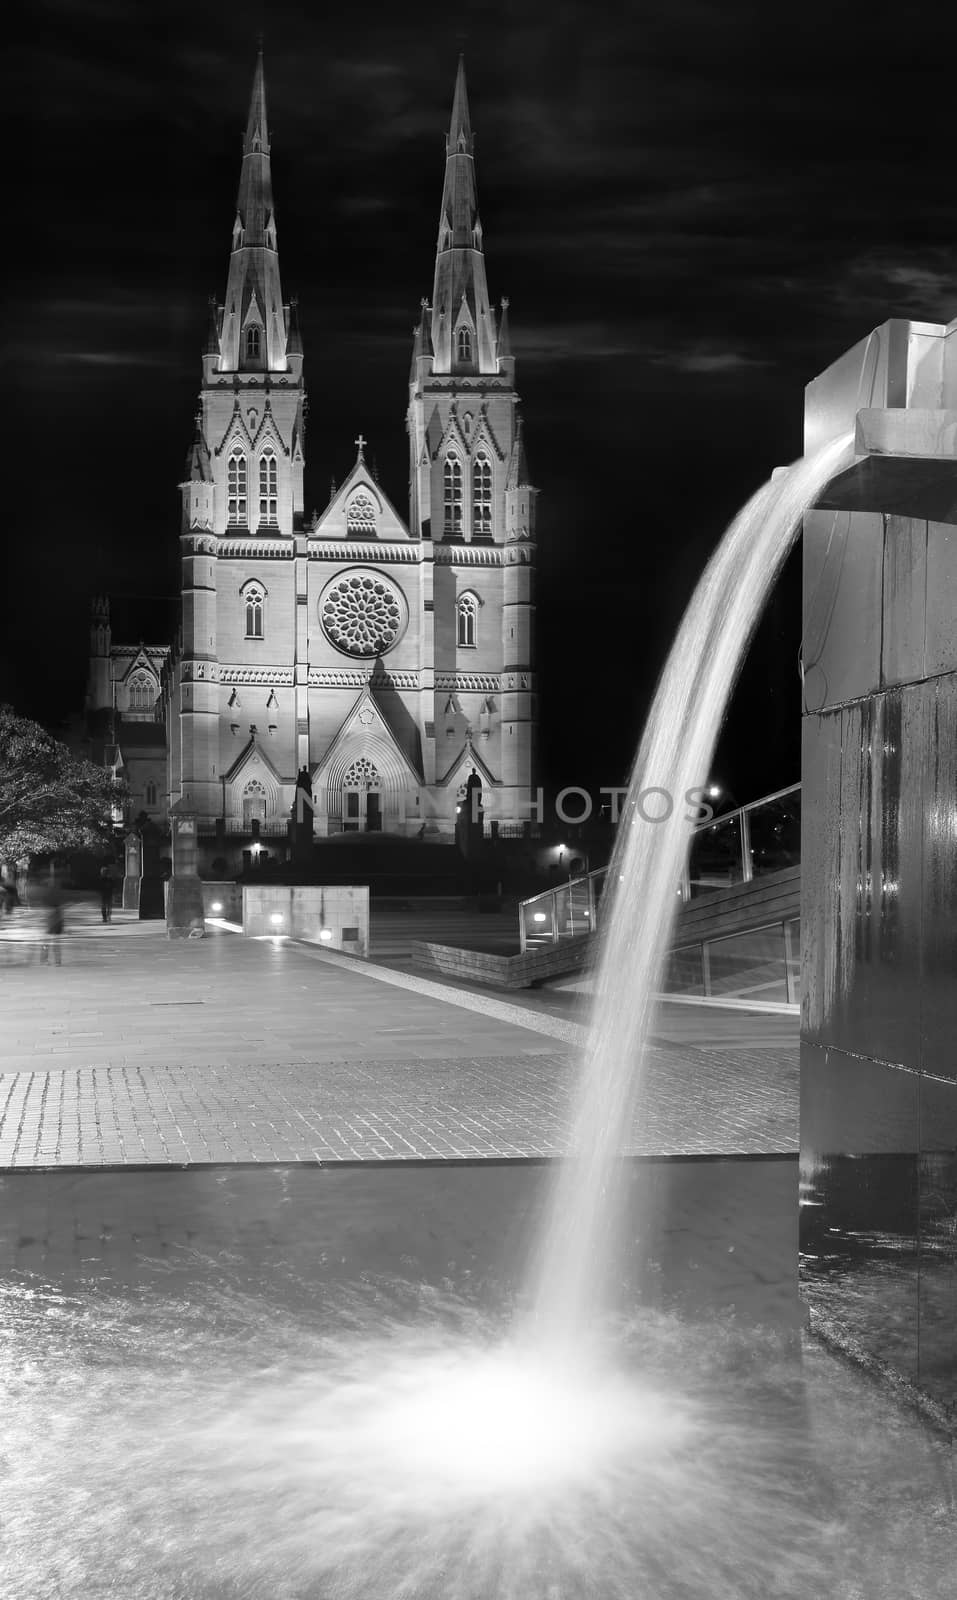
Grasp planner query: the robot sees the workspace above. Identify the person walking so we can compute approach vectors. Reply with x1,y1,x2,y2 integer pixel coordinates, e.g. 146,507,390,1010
98,863,115,923
30,881,66,966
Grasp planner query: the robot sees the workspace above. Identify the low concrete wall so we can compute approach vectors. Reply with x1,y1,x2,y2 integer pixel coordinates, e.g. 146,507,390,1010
201,881,243,923
412,932,595,990
242,885,369,956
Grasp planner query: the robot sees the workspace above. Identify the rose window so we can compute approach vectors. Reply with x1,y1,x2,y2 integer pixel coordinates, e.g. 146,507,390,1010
320,571,405,656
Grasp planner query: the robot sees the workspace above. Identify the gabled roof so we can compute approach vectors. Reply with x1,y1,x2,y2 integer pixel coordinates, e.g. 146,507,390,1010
311,450,412,541
223,732,285,787
436,735,498,789
312,684,423,786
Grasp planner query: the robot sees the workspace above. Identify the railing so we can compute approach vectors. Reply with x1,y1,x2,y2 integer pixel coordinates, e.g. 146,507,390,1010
520,866,607,951
518,782,802,956
199,819,290,839
683,781,800,900
664,913,801,1007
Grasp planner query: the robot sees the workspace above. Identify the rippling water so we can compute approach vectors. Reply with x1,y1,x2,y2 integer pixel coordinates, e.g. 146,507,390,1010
4,1269,955,1599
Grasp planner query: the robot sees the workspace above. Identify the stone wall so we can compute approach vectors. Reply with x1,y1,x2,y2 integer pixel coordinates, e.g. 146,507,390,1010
242,884,369,956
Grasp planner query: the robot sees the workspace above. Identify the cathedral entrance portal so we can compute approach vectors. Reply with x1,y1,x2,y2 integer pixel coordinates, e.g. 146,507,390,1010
341,758,382,833
242,779,268,829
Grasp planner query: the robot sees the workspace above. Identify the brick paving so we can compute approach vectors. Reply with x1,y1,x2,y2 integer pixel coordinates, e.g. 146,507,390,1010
0,903,798,1166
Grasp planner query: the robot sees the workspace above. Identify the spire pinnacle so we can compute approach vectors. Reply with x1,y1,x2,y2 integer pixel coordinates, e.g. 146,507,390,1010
430,59,494,374
216,52,289,374
244,46,269,157
447,55,473,157
497,297,511,364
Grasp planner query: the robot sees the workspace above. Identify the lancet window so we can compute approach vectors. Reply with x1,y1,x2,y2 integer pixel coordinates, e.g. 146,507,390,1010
457,327,472,363
242,778,267,827
457,593,477,649
472,453,492,538
443,455,463,536
227,451,248,525
259,450,278,524
243,584,265,640
127,671,155,712
245,326,262,361
346,490,377,537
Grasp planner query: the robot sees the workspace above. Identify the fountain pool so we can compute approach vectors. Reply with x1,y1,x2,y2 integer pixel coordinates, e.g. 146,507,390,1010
1,1162,954,1599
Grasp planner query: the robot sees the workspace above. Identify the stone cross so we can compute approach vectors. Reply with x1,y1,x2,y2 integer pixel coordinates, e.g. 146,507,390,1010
355,434,366,454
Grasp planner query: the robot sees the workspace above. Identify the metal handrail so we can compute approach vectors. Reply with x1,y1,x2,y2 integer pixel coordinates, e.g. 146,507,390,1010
518,781,802,945
520,864,608,911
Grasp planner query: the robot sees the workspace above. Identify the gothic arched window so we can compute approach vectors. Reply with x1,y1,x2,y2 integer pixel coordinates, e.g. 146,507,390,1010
443,454,463,536
245,325,261,361
227,450,248,525
258,450,278,524
472,452,492,539
457,327,472,363
346,490,377,537
242,777,267,827
243,584,265,640
457,593,477,649
145,781,157,807
127,671,155,712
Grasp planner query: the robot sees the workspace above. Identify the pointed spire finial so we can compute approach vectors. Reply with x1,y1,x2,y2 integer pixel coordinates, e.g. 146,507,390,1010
447,54,473,156
244,47,269,156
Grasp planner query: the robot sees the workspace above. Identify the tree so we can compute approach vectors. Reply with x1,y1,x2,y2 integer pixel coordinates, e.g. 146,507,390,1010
0,705,125,863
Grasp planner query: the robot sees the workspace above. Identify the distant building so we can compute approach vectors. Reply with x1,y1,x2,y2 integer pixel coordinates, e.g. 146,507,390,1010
88,55,538,866
84,596,169,830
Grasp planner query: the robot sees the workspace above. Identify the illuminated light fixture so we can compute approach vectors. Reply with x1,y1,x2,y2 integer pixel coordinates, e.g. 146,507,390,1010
319,928,333,942
707,784,721,799
270,912,284,926
210,901,223,913
533,912,547,923
251,841,262,855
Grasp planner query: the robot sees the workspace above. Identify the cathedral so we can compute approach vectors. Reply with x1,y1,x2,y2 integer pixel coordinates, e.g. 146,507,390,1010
86,54,538,867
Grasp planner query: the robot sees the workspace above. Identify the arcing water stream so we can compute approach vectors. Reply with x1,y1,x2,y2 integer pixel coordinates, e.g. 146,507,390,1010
532,432,855,1345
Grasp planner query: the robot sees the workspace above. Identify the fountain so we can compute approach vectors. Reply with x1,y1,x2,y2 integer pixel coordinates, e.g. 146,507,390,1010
3,333,956,1596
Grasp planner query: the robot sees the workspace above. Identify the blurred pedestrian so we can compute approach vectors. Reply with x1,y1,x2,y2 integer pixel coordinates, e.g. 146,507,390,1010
99,863,115,923
29,881,66,966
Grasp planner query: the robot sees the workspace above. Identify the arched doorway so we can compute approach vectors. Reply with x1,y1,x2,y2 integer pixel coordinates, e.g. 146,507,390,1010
342,757,382,832
242,778,268,829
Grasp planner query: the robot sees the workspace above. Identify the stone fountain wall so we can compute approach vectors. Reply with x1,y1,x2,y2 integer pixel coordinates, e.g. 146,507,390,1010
800,316,957,1429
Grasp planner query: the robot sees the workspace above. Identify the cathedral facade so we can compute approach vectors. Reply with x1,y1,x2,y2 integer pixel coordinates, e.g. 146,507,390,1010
90,55,538,860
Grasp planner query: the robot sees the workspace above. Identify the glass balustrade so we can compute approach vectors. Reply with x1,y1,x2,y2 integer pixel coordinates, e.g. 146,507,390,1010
518,783,802,1003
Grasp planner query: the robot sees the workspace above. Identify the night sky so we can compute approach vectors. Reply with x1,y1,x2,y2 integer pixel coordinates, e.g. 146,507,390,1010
12,0,957,802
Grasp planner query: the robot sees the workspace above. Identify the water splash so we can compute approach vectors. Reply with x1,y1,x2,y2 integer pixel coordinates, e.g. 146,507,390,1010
532,433,856,1344
2,1280,850,1600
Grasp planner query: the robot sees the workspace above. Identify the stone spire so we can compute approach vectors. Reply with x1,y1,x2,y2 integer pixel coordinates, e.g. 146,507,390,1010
217,50,289,373
430,58,496,375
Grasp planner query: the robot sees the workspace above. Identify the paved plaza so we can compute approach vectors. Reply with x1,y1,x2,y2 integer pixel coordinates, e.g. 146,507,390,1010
0,898,798,1166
